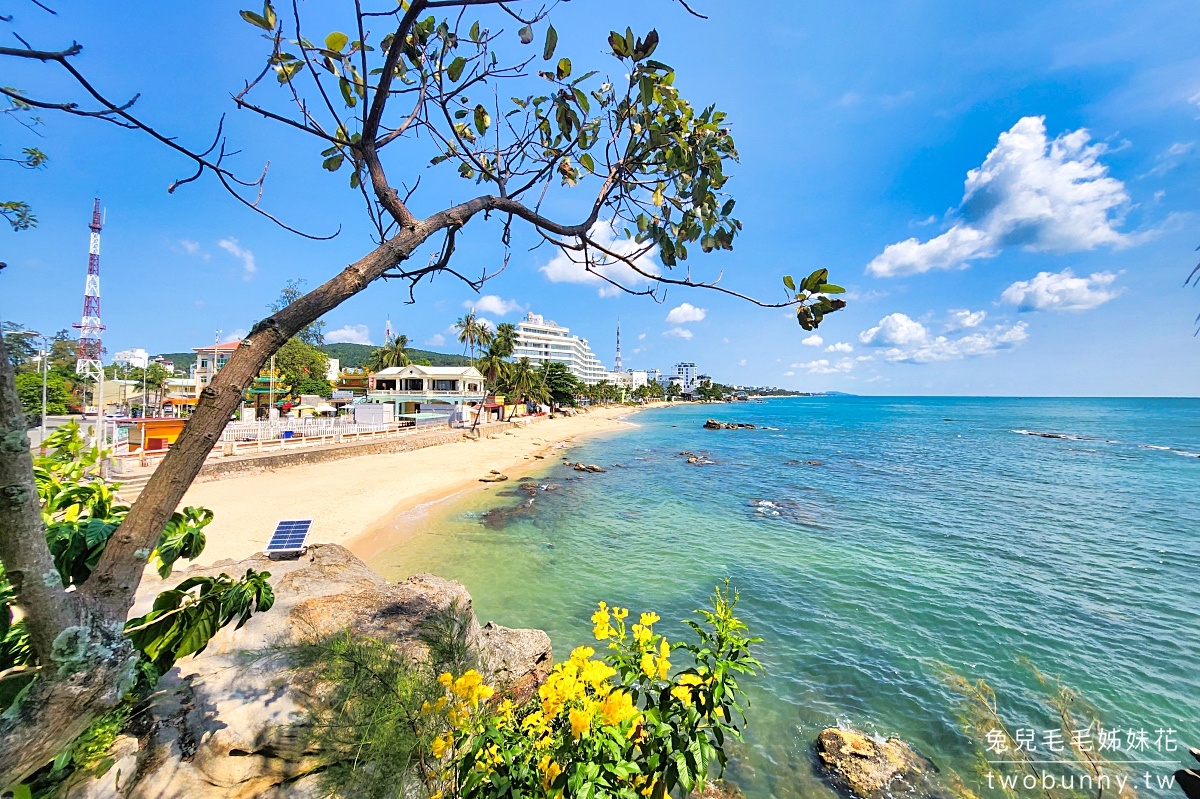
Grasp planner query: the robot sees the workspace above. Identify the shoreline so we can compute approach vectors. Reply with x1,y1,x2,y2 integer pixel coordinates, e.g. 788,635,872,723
179,403,664,568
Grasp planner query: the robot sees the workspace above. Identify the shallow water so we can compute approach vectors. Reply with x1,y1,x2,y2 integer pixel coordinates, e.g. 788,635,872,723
370,397,1200,799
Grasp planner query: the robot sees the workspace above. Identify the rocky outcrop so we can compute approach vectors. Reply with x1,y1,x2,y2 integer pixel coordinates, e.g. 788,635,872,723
703,419,756,430
815,727,952,799
63,545,552,799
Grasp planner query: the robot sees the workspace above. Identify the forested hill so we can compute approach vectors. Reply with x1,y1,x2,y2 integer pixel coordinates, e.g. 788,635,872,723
319,342,473,368
153,342,473,373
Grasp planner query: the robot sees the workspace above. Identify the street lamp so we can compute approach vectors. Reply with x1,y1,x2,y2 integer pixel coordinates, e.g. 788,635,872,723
8,329,50,441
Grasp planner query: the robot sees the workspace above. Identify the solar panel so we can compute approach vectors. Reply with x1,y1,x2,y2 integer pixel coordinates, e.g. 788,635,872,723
264,519,313,556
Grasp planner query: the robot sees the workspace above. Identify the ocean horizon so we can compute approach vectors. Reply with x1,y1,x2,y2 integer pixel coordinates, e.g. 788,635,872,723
371,396,1199,799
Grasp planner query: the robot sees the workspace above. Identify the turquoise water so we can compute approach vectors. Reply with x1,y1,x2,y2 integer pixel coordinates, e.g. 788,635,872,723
371,398,1200,799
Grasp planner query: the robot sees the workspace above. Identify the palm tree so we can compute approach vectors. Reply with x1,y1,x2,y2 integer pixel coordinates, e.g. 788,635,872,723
369,334,411,370
491,322,517,358
477,348,509,388
455,311,493,358
505,357,537,420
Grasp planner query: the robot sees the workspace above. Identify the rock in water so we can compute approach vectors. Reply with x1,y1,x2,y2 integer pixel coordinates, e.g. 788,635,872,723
815,727,951,799
63,545,551,799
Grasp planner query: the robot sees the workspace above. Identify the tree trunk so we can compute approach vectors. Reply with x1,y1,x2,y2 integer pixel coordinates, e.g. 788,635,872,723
0,199,491,783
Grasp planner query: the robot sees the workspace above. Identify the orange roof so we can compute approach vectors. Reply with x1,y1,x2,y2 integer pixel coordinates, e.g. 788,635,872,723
193,341,242,353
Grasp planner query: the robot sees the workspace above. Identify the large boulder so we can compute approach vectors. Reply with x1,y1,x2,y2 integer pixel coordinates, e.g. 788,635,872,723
64,544,552,799
815,727,952,799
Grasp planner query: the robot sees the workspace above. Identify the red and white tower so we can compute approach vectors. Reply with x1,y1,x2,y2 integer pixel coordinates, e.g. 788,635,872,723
73,198,106,387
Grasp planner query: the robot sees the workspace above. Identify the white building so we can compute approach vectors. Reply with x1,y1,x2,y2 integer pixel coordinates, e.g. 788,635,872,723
675,362,698,393
367,364,486,417
113,348,149,370
514,312,606,385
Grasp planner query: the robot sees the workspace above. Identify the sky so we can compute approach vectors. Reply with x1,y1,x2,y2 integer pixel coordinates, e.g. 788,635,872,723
3,0,1200,396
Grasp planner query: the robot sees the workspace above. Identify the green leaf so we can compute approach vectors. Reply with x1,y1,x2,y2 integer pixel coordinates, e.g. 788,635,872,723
339,77,357,107
447,56,467,82
543,24,558,60
239,10,270,30
556,57,572,80
818,283,846,294
518,24,533,44
469,20,481,42
608,30,631,58
579,152,595,173
325,31,349,52
323,154,345,172
262,1,276,28
783,275,796,292
473,104,491,135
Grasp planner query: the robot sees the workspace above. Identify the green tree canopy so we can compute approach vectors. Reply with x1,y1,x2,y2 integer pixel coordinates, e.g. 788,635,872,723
275,338,332,398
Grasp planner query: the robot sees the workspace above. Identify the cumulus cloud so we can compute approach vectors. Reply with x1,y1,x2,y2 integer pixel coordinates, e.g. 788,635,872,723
825,341,854,353
947,309,987,330
1000,268,1120,312
801,334,824,347
663,327,694,340
466,295,523,316
867,116,1130,277
665,303,707,324
425,333,447,347
327,324,373,345
539,223,661,297
793,357,855,374
859,312,1027,363
218,237,257,280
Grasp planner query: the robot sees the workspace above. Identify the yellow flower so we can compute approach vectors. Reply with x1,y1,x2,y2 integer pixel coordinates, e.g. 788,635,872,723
592,603,614,640
569,645,596,663
569,706,592,740
598,689,639,727
640,651,655,678
431,732,452,758
657,638,671,680
437,672,453,688
580,658,616,688
639,612,660,626
540,756,563,792
632,624,652,646
612,606,629,621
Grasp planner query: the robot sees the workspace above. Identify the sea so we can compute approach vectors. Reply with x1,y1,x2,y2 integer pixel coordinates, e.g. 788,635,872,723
369,397,1200,799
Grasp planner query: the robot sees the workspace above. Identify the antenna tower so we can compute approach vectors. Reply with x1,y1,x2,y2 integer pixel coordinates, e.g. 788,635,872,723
614,317,622,372
72,198,106,406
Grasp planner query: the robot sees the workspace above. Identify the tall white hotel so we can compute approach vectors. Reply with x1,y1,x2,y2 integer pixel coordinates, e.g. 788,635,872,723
513,312,607,385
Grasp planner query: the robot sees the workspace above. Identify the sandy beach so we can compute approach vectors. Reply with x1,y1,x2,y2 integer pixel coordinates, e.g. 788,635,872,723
181,405,658,567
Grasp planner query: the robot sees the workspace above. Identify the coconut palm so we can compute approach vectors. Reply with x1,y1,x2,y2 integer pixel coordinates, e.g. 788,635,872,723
491,322,517,359
369,334,411,370
455,311,493,358
505,357,537,420
476,348,509,388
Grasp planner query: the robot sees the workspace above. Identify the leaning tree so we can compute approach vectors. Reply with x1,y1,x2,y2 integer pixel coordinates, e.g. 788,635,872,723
0,0,846,783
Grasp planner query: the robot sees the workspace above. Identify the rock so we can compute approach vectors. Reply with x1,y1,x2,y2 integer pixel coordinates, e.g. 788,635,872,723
703,419,756,430
815,727,950,799
585,464,606,473
65,545,551,799
480,473,509,482
692,781,746,799
703,418,724,430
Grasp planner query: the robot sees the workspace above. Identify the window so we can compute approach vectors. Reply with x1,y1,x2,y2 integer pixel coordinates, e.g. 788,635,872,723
433,380,458,391
403,378,424,391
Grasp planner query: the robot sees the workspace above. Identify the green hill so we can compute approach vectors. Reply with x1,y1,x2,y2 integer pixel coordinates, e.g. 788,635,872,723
153,342,472,374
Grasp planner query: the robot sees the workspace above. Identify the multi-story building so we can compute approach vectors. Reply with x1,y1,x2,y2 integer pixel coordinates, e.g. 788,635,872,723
113,348,149,370
192,341,241,389
675,362,698,393
513,312,606,385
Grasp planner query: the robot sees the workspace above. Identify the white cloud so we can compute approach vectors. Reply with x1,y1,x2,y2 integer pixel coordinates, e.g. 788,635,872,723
637,333,647,341
738,358,747,366
860,312,1028,363
783,370,796,376
663,327,694,340
218,237,257,281
327,324,373,345
1141,141,1194,178
425,333,447,347
179,239,210,261
539,223,661,297
947,309,987,330
665,303,707,324
1000,268,1121,312
825,341,854,353
794,357,855,374
801,334,824,347
221,329,247,343
466,295,523,316
867,116,1130,277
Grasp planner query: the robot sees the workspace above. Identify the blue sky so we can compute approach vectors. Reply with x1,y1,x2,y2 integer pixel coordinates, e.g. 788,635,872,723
3,0,1199,395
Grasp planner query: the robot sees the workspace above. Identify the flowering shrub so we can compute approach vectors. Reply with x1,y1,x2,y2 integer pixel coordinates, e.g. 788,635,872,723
431,582,761,798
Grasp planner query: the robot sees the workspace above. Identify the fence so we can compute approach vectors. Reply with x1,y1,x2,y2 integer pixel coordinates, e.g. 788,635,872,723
108,413,452,472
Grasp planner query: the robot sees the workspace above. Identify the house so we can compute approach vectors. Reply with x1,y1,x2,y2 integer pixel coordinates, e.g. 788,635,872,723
366,364,485,418
192,341,242,389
